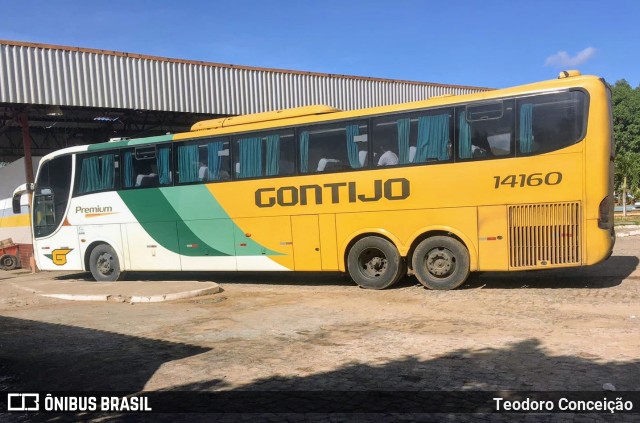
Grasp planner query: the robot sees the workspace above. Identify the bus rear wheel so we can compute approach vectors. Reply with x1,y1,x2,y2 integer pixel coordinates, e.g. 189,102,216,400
412,236,469,290
89,244,124,282
347,236,404,290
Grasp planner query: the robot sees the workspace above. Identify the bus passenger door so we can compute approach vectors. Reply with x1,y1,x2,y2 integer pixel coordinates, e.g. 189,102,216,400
291,215,322,271
124,222,181,270
37,226,83,271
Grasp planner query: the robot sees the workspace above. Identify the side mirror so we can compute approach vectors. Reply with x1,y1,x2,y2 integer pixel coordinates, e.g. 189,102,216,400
12,195,21,214
11,183,32,214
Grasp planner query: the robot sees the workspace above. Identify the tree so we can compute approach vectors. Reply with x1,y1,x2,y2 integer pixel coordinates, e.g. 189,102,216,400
615,152,640,216
611,80,640,215
611,79,640,156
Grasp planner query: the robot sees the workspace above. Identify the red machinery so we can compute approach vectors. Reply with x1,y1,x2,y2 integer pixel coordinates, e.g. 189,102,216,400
0,238,21,270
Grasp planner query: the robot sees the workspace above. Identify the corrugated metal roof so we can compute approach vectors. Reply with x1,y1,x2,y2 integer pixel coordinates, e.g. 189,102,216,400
0,40,490,115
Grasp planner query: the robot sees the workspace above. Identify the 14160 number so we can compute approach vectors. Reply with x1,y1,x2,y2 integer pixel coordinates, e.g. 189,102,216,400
493,172,562,189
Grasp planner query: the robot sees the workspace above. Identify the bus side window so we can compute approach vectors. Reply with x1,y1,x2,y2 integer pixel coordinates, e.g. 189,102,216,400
75,152,120,195
460,100,514,160
299,121,368,173
121,144,172,189
516,91,586,156
372,114,410,166
175,138,231,184
233,130,295,179
372,109,452,167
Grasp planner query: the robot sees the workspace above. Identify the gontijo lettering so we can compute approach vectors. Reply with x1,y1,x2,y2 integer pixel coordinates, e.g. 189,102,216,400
255,178,410,207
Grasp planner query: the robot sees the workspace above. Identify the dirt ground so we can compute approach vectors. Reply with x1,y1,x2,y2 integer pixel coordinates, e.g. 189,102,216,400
1,237,639,421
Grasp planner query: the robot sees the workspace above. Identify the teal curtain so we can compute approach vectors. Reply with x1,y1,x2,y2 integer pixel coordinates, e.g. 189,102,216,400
415,114,450,163
178,144,199,183
123,150,134,188
239,137,262,178
397,118,411,164
299,131,309,173
78,154,114,193
156,146,171,185
346,125,361,169
100,154,115,190
207,141,223,180
79,156,100,194
458,111,472,159
265,134,280,176
519,103,534,154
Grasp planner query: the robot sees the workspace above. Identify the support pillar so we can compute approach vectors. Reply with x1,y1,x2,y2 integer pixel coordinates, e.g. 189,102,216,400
18,113,37,273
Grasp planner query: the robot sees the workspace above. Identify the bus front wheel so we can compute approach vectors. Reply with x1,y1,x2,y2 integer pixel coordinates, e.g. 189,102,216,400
412,236,469,290
89,244,124,282
347,236,404,290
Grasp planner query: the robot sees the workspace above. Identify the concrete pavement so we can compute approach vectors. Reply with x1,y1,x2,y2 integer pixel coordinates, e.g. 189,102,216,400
1,270,220,303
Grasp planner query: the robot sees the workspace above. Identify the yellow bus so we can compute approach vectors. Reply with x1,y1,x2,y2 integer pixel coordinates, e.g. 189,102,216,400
15,70,615,289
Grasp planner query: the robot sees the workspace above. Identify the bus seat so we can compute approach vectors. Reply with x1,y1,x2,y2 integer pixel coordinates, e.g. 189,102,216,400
359,150,368,166
137,174,158,188
317,158,339,172
409,146,417,162
198,165,209,180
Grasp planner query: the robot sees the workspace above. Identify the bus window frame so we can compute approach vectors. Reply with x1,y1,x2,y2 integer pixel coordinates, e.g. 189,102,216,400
370,106,455,169
119,142,175,190
72,150,122,198
514,88,590,157
296,118,372,176
173,136,232,186
231,128,298,181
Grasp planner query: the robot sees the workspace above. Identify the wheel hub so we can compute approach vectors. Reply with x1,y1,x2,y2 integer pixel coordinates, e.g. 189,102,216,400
97,253,114,275
360,248,388,278
426,248,455,277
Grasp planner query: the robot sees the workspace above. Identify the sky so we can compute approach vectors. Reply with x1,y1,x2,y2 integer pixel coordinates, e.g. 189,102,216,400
1,0,638,89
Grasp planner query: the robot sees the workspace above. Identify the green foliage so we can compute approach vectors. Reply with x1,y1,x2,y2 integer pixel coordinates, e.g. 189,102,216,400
611,80,640,201
611,79,640,156
615,152,640,188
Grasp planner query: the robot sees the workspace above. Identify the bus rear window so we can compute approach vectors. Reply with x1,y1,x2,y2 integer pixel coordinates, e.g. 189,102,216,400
516,91,586,155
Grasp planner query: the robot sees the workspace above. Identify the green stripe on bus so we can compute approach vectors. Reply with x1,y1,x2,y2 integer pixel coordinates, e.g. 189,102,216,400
160,185,281,256
88,134,175,151
118,188,229,257
118,186,281,257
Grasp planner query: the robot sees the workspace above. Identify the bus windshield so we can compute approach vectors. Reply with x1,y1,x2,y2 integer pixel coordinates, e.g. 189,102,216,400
32,155,72,238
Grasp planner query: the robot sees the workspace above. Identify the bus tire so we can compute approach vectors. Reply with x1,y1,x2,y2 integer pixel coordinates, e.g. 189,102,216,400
89,244,123,282
347,236,404,290
412,236,470,290
0,254,18,270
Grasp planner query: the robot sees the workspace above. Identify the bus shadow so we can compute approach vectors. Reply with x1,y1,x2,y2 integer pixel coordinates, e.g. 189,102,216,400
459,255,639,290
55,270,355,287
53,255,638,291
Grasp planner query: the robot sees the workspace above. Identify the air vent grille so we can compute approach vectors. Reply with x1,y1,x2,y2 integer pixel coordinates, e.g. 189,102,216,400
509,202,581,268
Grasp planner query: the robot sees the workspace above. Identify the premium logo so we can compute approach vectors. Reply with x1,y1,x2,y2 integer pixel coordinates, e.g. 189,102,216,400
255,178,410,208
75,205,117,218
